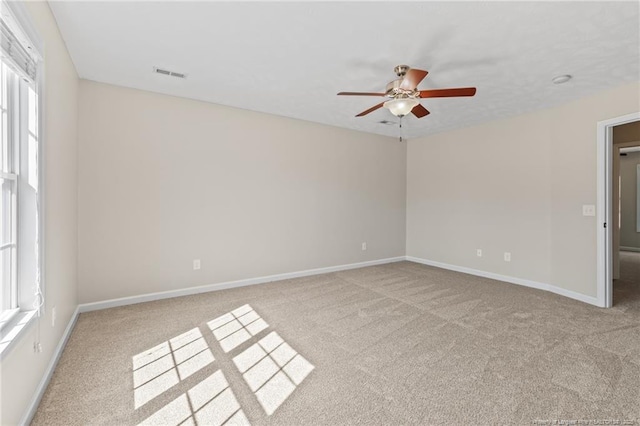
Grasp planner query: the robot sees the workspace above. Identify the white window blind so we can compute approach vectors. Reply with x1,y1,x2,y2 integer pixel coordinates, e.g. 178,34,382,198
0,7,39,82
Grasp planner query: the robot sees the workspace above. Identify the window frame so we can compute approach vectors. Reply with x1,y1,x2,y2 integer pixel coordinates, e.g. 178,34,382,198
1,61,20,323
0,0,45,358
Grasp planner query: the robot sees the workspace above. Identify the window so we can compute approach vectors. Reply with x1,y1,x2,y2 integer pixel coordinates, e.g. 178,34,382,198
0,61,18,318
0,0,43,345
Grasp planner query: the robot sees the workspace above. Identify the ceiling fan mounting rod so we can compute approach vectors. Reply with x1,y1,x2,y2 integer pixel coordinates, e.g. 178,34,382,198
394,65,410,77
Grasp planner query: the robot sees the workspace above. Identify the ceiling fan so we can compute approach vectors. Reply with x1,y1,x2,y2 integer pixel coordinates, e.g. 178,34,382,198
337,65,477,118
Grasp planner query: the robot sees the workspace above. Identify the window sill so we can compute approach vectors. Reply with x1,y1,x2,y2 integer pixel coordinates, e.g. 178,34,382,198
0,308,21,330
0,309,37,360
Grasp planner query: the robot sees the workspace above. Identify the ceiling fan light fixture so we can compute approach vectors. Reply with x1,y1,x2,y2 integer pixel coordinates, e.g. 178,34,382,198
384,98,419,117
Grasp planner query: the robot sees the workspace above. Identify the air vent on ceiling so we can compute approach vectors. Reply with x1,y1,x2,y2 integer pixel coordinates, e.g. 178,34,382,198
153,67,187,79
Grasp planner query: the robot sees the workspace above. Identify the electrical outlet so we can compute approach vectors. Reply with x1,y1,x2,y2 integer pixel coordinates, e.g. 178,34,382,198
193,259,201,270
33,342,42,353
504,252,511,262
582,205,595,217
52,306,56,327
476,249,482,257
361,242,367,251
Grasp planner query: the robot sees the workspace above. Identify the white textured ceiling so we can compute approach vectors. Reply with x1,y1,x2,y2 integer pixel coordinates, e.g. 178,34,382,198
49,1,640,139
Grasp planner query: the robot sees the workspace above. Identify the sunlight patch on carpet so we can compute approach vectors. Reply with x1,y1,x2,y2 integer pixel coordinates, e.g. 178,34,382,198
138,370,249,426
233,331,314,415
132,328,214,409
208,305,270,353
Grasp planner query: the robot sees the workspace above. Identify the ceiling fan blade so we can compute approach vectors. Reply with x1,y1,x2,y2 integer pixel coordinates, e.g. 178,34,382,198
399,69,428,90
412,104,430,118
356,102,385,117
337,92,386,96
419,87,477,98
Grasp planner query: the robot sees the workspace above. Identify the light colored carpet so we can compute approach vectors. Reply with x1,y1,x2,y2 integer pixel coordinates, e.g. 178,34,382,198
32,258,640,425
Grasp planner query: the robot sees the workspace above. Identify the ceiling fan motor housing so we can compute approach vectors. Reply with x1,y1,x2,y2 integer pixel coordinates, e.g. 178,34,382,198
385,79,419,98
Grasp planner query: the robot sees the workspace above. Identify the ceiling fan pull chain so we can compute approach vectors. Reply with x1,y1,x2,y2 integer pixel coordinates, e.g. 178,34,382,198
399,116,403,143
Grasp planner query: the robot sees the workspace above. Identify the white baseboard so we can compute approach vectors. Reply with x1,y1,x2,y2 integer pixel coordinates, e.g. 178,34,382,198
78,254,604,312
20,306,80,426
620,246,640,253
405,256,601,307
78,256,406,313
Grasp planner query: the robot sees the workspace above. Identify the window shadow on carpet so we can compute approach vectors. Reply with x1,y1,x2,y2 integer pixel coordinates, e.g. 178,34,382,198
132,305,314,425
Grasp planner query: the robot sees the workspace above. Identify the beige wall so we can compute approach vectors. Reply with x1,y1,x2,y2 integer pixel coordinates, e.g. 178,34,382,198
620,150,640,250
0,2,79,425
407,81,640,298
77,81,406,303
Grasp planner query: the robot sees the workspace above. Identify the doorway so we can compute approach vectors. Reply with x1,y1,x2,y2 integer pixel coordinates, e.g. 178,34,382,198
597,112,640,308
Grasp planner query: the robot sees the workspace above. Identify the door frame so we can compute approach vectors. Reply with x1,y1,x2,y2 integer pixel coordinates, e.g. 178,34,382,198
596,111,640,308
